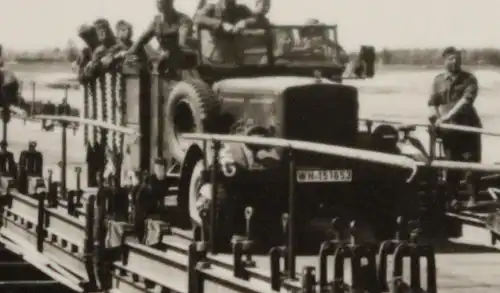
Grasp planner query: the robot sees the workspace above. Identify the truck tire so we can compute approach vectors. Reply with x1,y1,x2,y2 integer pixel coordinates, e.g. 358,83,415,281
164,79,220,162
188,160,233,247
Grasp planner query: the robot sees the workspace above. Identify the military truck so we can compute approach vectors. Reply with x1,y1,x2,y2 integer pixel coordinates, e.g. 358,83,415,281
81,24,408,249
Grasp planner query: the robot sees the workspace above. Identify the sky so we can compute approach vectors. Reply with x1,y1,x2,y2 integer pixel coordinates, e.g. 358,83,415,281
0,0,499,51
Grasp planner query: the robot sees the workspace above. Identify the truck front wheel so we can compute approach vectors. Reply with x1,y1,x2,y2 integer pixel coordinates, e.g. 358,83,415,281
188,161,233,249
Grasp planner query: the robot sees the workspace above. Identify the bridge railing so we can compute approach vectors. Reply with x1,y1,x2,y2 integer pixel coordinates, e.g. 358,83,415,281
360,117,500,183
0,187,100,291
110,132,446,293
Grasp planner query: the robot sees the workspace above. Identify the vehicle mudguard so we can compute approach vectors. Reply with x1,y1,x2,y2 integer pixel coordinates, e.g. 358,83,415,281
178,143,204,227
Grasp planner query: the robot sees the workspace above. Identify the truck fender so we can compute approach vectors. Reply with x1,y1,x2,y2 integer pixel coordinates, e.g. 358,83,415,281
178,143,204,227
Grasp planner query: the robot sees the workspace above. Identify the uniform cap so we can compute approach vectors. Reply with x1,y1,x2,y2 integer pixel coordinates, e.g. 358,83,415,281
116,20,132,30
442,46,460,57
301,19,324,37
304,18,322,26
29,141,37,147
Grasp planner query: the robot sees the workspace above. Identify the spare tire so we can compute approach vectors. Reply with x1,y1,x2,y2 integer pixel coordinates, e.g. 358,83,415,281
165,79,220,162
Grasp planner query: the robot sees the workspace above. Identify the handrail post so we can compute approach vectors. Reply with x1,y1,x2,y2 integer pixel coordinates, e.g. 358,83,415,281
1,91,10,145
36,190,46,252
428,122,437,161
210,139,221,254
30,81,36,117
61,122,68,200
287,147,297,280
58,96,71,200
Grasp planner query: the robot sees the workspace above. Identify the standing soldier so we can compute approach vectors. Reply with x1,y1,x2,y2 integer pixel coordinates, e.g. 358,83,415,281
83,19,117,76
115,20,133,49
0,141,17,183
194,0,269,64
100,20,138,68
76,24,99,82
428,46,482,209
18,141,43,194
127,0,193,71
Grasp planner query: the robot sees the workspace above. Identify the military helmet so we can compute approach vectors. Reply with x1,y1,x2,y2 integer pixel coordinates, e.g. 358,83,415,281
93,18,111,29
77,24,98,48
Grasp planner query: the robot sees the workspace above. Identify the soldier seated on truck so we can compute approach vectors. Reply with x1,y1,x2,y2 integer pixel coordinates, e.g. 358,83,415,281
296,18,349,65
98,20,134,68
83,19,117,76
194,0,270,65
75,24,97,81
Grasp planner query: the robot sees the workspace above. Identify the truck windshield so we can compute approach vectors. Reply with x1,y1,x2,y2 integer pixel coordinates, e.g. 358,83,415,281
198,25,345,66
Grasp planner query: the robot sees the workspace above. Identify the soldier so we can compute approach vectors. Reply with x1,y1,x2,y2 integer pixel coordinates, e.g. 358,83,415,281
76,24,99,81
0,141,17,178
83,19,117,76
127,0,193,71
18,141,43,194
194,0,270,64
297,19,349,65
428,46,482,209
116,20,134,49
100,20,141,68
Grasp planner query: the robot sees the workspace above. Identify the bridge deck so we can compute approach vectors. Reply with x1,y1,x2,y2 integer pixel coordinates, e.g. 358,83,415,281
2,121,499,293
150,225,500,293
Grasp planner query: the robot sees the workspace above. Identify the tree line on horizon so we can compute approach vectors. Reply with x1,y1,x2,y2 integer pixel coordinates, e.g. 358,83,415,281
3,43,500,66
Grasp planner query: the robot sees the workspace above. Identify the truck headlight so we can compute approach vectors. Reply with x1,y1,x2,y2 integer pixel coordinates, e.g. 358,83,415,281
372,124,399,151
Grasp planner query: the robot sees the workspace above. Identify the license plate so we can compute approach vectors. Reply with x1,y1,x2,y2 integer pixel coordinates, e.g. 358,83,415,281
296,169,352,183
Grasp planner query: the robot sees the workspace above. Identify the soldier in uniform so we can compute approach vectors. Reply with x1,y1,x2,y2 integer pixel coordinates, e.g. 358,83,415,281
127,0,193,71
115,20,134,50
0,141,17,178
18,141,43,194
83,19,117,76
76,24,99,82
296,19,349,65
428,46,482,209
99,20,144,68
194,0,270,64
